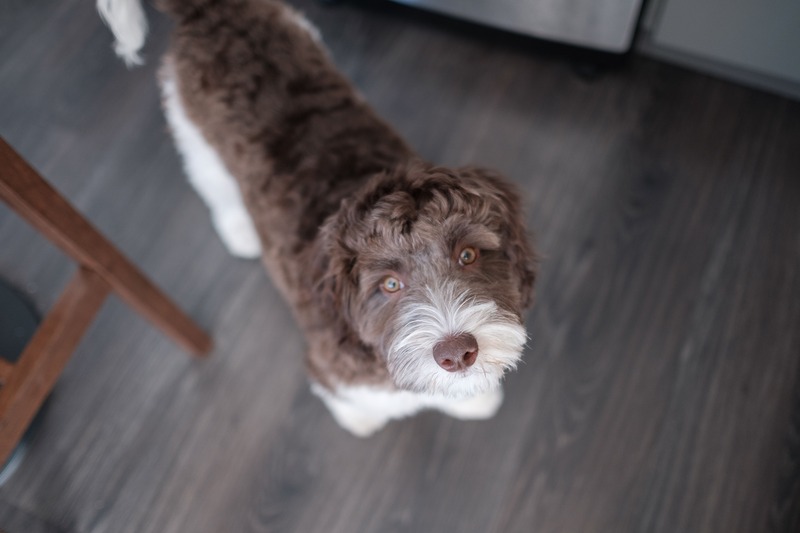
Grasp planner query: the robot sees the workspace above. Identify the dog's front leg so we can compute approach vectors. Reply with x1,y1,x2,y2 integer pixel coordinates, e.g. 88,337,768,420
310,384,396,437
434,388,505,421
310,383,506,436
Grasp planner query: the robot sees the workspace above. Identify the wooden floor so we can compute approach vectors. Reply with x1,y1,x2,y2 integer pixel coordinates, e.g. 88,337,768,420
1,1,799,532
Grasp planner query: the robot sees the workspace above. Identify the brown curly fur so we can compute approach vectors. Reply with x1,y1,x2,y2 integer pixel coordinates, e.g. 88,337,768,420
159,0,536,389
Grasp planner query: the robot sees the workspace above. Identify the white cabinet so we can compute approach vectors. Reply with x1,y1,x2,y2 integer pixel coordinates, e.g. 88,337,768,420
389,0,644,52
641,0,800,99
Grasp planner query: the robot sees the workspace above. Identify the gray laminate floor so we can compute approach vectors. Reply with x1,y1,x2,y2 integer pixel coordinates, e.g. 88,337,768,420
0,1,798,532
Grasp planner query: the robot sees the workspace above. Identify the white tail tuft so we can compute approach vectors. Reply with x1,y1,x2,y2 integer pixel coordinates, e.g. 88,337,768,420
96,0,148,67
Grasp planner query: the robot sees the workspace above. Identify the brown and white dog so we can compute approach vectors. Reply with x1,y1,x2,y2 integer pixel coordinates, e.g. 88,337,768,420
98,0,536,436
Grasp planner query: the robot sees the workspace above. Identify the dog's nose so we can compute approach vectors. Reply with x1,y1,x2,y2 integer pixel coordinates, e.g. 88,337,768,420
433,332,479,372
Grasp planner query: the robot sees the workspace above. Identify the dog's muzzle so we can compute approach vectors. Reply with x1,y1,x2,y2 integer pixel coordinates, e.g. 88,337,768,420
386,281,527,397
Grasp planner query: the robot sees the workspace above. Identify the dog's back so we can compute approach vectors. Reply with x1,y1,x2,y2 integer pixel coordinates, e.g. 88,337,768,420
164,0,411,241
101,0,413,300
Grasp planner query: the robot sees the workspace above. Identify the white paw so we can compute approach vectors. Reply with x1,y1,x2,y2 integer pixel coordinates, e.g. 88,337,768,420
331,410,389,438
311,383,393,438
438,388,504,420
212,209,261,259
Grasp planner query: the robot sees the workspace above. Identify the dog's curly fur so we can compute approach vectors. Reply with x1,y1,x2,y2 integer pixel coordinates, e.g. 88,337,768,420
104,0,536,434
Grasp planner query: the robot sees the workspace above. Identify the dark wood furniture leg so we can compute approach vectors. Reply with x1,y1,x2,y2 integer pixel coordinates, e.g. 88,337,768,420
0,136,212,466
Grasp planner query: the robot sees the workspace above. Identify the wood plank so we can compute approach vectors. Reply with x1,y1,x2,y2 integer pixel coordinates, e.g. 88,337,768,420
0,499,67,533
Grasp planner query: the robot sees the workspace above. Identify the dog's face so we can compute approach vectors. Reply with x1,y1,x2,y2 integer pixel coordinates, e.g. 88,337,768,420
321,164,536,398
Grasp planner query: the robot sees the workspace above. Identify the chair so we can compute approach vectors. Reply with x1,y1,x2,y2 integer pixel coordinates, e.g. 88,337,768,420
0,136,212,467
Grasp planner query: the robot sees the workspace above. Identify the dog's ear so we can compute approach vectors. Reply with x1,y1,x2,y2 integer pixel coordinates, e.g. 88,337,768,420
310,207,384,369
461,167,537,308
314,207,362,331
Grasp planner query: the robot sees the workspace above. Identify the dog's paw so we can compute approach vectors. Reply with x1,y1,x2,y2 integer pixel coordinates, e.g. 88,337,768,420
310,383,391,438
212,209,262,259
332,411,389,438
438,388,504,420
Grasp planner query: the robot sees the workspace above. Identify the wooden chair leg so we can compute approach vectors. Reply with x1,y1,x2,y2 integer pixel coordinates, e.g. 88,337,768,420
0,137,211,355
0,137,213,467
0,267,109,464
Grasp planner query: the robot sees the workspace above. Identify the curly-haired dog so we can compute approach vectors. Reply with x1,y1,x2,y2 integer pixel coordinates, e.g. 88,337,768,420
99,0,536,436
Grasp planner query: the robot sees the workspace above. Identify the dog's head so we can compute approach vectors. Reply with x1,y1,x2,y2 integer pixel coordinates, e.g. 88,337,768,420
319,163,536,398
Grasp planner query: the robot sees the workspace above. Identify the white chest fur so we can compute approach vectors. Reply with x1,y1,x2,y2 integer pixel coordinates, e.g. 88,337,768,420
311,383,504,437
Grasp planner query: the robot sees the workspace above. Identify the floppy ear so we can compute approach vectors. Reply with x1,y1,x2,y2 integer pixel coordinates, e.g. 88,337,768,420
462,167,537,308
314,210,361,331
504,196,537,308
308,203,379,380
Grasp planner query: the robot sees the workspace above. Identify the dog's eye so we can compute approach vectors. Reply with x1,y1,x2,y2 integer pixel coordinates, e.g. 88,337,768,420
458,247,478,266
381,276,404,293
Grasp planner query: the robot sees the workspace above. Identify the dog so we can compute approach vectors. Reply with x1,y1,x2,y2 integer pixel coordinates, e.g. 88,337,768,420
98,0,536,436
